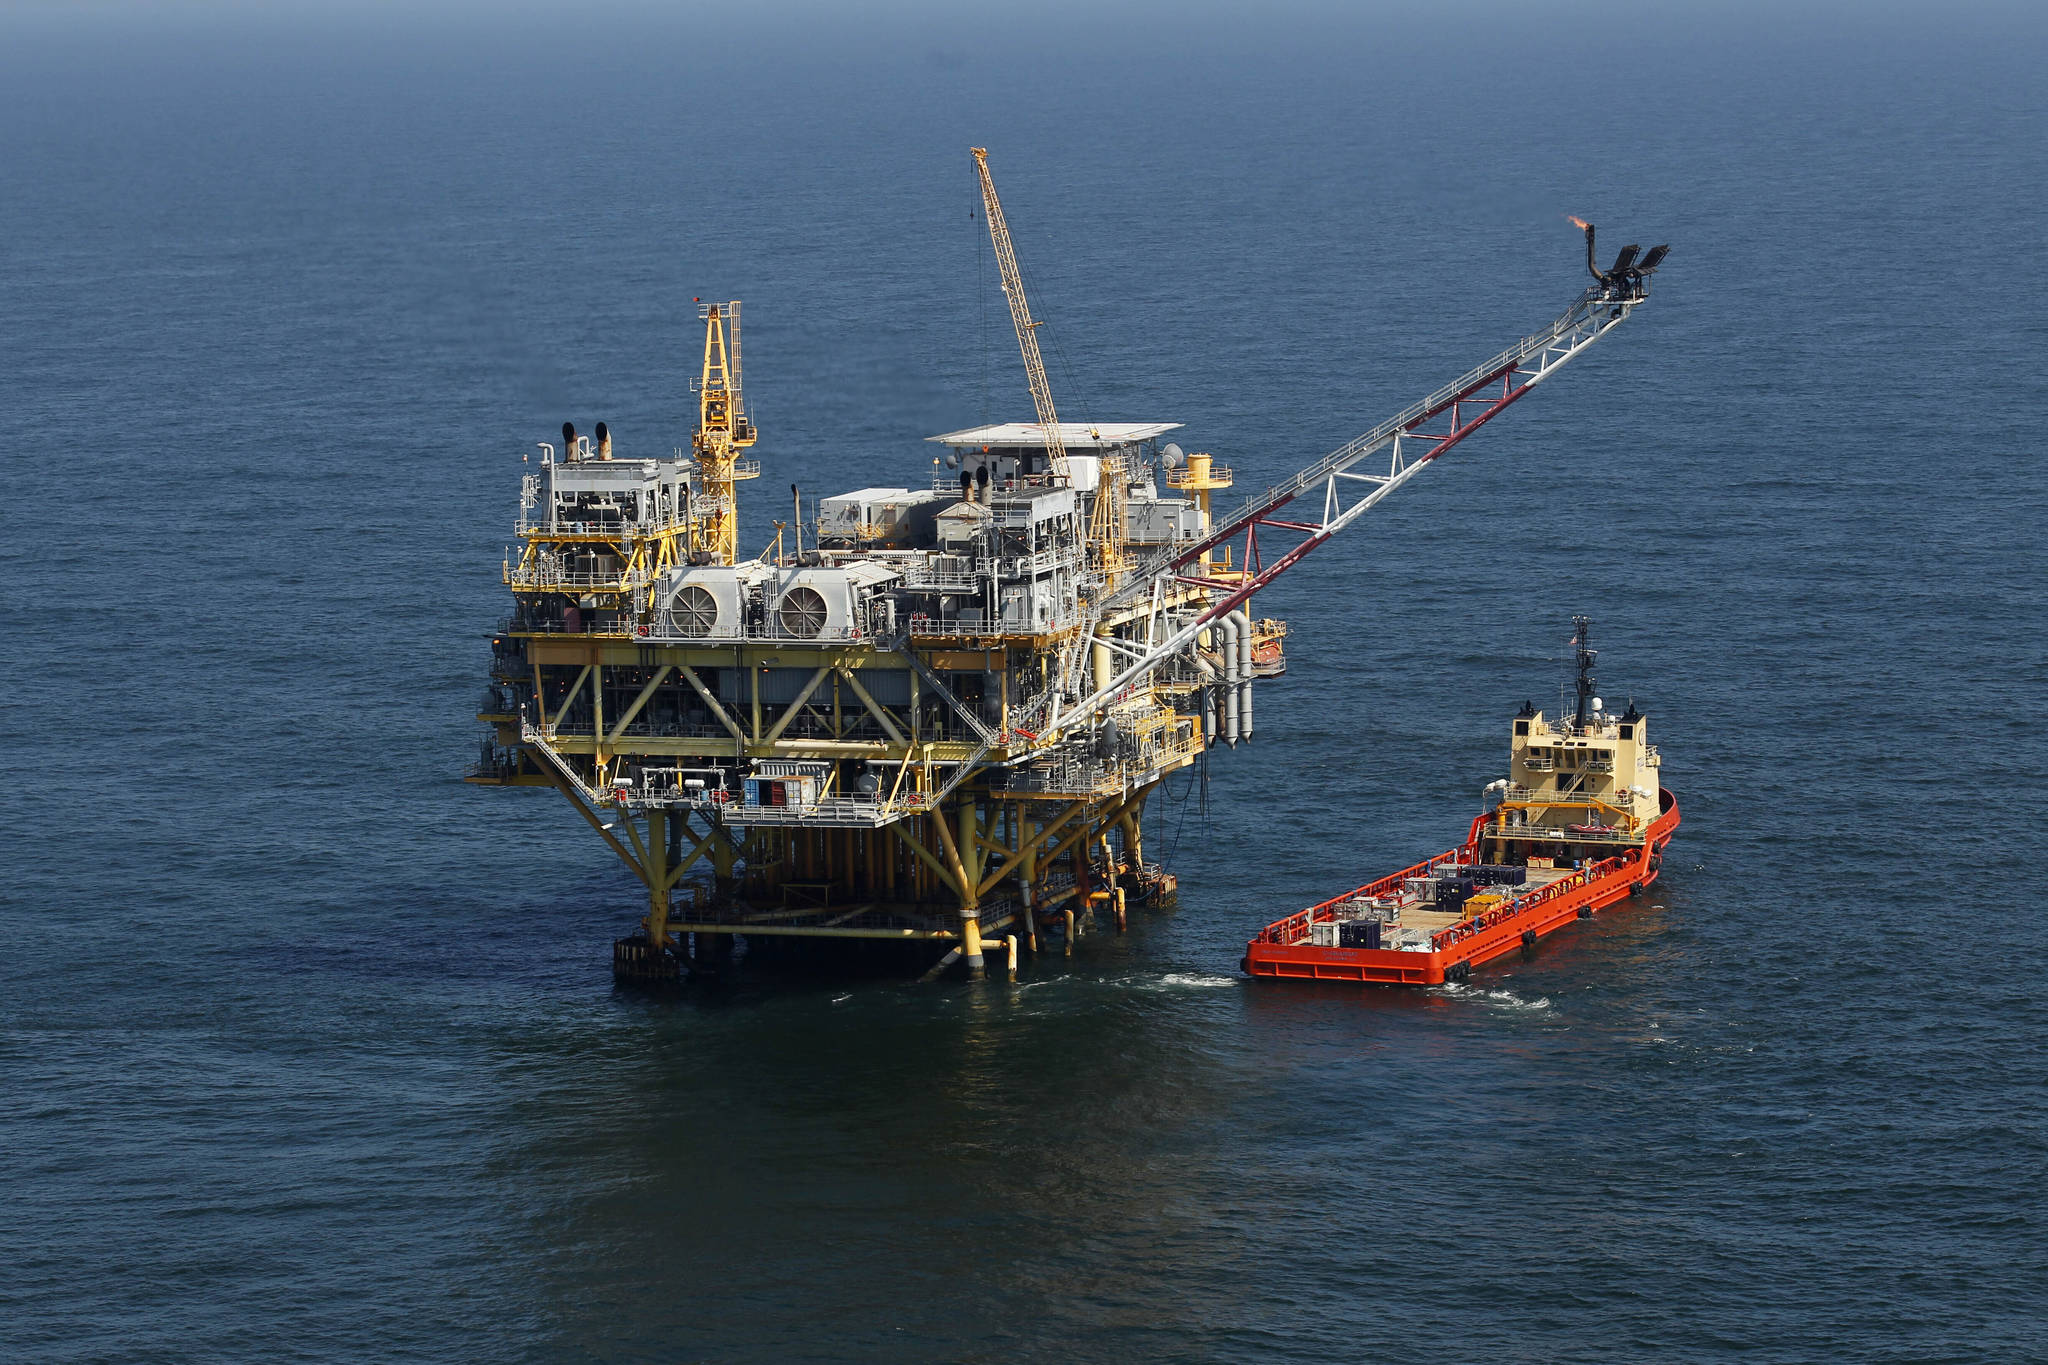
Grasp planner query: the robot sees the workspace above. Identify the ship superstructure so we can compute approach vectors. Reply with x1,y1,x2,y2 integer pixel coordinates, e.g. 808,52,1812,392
472,157,1669,981
1490,617,1666,857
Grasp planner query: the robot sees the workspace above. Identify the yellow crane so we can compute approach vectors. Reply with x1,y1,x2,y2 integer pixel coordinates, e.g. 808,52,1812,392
690,300,759,565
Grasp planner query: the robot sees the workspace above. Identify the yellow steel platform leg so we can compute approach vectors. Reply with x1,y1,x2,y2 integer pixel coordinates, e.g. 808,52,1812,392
963,914,984,981
646,808,672,951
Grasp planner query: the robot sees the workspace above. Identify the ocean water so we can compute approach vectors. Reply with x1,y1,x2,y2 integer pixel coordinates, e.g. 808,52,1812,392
4,3,2047,1360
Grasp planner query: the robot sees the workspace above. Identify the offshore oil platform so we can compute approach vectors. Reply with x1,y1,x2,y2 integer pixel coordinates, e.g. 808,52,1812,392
470,154,1667,981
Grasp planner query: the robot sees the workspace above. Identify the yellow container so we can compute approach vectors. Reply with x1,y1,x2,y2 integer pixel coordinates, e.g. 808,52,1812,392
1464,891,1509,921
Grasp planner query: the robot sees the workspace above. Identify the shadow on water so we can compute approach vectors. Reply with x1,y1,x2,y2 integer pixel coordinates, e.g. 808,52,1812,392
480,957,1281,1360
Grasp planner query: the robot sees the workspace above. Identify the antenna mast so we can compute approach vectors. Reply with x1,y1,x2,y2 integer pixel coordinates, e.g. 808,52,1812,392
1572,615,1597,730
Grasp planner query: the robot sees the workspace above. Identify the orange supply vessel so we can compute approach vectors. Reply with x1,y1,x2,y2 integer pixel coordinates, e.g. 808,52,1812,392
1244,618,1679,987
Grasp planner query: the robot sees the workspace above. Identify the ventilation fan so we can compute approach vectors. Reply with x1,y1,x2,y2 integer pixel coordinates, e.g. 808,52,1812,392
671,584,719,637
778,586,829,638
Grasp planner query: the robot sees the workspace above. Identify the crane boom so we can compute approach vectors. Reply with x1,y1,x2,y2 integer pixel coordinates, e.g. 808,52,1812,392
691,300,759,565
971,148,1069,482
1065,275,1663,726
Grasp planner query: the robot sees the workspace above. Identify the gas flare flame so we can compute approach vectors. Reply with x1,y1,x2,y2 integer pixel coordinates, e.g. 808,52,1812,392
1566,215,1592,231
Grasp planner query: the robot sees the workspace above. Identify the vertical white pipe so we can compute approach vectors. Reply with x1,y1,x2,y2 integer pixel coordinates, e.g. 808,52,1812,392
1233,608,1255,743
1219,614,1240,746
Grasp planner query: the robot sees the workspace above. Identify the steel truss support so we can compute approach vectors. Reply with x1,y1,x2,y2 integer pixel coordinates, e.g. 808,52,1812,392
1066,289,1647,722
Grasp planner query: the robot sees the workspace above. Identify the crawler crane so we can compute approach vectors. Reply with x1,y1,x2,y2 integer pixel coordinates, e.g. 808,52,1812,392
470,166,1669,982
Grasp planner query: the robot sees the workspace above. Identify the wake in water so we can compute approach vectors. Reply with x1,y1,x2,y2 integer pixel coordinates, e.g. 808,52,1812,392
1157,972,1238,989
1436,981,1553,1011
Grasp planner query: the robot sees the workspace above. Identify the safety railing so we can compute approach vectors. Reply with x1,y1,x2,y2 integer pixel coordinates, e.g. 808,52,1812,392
468,745,524,780
499,615,633,636
1499,784,1628,806
899,565,979,590
1253,846,1472,947
927,471,1069,495
1005,721,1202,796
515,512,698,537
640,616,882,645
1429,854,1632,952
900,550,1078,588
719,795,915,827
906,615,1001,638
505,563,653,591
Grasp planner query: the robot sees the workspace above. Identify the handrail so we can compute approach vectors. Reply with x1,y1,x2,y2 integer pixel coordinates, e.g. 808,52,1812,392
1429,853,1632,951
1498,784,1633,808
1255,845,1473,947
506,565,654,590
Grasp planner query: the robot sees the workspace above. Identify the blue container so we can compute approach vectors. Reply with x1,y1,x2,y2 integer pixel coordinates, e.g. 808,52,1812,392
1339,920,1382,950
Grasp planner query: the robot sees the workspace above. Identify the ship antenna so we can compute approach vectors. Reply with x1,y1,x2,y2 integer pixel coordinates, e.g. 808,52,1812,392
1572,615,1597,731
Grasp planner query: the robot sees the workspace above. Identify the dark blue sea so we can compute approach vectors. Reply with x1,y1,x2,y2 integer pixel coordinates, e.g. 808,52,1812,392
5,3,2047,1360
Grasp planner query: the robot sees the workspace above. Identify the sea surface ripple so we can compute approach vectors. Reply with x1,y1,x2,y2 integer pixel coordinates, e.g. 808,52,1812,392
3,6,2046,1361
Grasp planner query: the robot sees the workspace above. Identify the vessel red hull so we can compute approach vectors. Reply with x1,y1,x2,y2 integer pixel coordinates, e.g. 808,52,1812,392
1243,789,1680,987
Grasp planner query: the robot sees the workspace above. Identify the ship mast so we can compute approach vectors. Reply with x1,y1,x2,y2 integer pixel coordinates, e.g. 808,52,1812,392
1572,615,1597,730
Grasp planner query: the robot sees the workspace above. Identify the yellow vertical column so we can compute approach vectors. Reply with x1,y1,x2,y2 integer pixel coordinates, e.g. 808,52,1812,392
645,808,670,952
592,659,606,780
958,800,984,979
1020,815,1039,953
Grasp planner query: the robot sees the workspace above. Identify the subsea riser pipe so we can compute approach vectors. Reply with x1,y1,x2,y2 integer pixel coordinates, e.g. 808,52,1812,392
1219,613,1240,746
1231,607,1254,743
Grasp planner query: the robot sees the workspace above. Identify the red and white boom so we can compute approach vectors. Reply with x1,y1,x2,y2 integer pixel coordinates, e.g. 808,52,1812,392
1063,272,1663,727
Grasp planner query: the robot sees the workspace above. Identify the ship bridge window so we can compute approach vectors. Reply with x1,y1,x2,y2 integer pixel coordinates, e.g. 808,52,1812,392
1514,721,1529,736
1618,724,1634,739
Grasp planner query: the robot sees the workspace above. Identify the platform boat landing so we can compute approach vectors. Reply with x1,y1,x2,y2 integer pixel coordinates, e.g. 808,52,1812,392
1243,618,1679,986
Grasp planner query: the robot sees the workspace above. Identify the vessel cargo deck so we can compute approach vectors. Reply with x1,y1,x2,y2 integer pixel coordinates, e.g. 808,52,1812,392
1244,789,1679,986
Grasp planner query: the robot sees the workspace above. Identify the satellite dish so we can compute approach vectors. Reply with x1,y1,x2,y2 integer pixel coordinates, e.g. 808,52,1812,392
945,452,960,468
1160,443,1184,469
1591,696,1604,712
